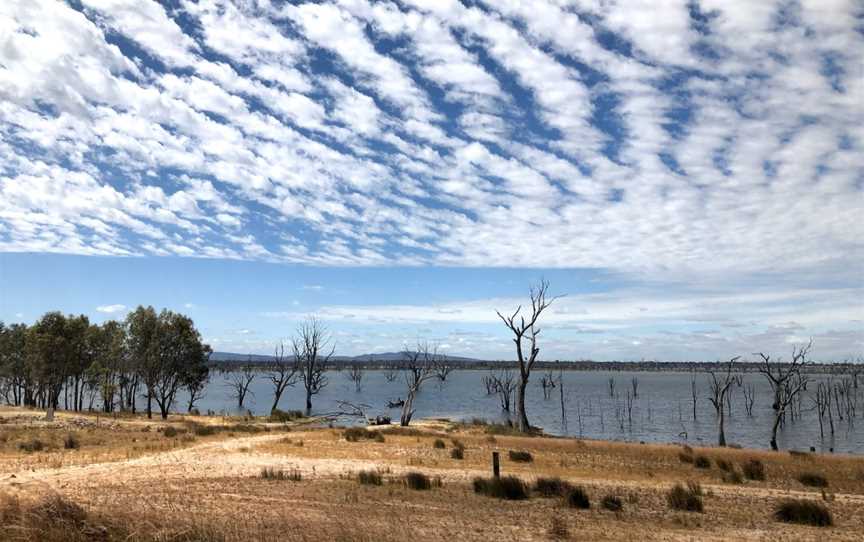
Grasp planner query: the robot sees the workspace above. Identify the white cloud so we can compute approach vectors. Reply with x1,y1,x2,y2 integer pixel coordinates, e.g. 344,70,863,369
96,303,127,314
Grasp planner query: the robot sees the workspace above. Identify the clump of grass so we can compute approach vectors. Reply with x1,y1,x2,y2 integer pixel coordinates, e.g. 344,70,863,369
565,486,591,509
533,477,573,498
357,470,383,486
191,423,216,436
601,494,623,512
508,450,533,463
797,472,828,488
682,444,694,454
678,452,694,464
18,438,46,453
163,426,178,438
433,438,446,449
2,493,112,540
343,427,384,442
722,468,744,484
774,499,833,527
667,482,703,512
693,455,711,469
269,409,304,423
450,447,464,460
789,449,811,458
716,458,732,472
260,467,302,481
473,476,529,500
741,459,765,480
404,471,433,490
63,433,80,450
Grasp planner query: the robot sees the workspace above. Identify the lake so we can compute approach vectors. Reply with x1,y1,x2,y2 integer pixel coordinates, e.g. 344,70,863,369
176,369,863,454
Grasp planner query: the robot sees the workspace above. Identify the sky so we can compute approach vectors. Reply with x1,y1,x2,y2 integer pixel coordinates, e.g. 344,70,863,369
0,0,862,361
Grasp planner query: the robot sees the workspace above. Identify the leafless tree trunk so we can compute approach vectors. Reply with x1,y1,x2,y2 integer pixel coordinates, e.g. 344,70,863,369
742,383,756,416
540,370,556,399
347,365,363,391
490,369,517,411
690,371,698,421
496,280,558,433
399,343,439,426
293,317,333,414
225,362,256,410
608,377,615,398
384,365,399,383
757,340,812,451
707,357,740,447
631,376,639,398
435,358,453,382
268,341,298,413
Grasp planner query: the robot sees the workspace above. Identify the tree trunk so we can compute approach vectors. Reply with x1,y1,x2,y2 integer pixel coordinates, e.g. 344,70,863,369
270,389,283,414
516,377,530,432
718,405,726,446
770,412,782,451
305,388,312,414
146,390,152,419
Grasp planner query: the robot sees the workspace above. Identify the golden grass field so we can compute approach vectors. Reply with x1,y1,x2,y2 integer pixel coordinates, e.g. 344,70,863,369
1,406,862,541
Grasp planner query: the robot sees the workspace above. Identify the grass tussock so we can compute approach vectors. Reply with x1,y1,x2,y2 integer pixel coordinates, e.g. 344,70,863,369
473,476,529,500
678,451,694,464
343,427,385,443
565,486,591,509
433,438,446,449
667,482,703,513
163,426,178,438
357,470,383,486
716,458,732,472
450,447,464,460
269,409,305,423
721,468,744,484
741,459,766,481
693,455,711,469
17,439,46,453
601,494,623,512
533,477,573,498
63,433,80,450
260,467,302,481
404,471,439,490
797,472,828,488
0,493,116,542
508,450,533,463
774,499,833,527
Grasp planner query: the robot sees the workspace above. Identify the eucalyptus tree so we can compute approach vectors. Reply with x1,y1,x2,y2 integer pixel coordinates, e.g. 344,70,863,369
267,340,297,413
756,340,812,451
495,280,558,432
293,317,333,414
707,357,741,447
399,342,440,426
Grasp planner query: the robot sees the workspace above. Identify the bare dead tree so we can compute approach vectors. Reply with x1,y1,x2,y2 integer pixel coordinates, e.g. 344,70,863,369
756,340,812,451
482,373,497,395
435,357,453,382
707,357,740,446
608,377,616,398
813,381,833,439
496,279,559,432
690,370,698,421
491,368,517,411
624,390,634,426
540,370,556,400
225,361,256,410
399,343,439,426
742,383,756,416
383,365,399,383
267,341,298,413
293,317,334,414
631,376,639,398
347,365,363,392
558,367,567,433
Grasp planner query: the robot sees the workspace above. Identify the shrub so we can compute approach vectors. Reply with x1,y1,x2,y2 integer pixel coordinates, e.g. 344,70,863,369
18,439,46,453
343,427,383,442
63,433,80,450
357,470,383,486
601,494,623,512
667,482,703,512
508,450,533,463
742,459,766,481
404,471,432,490
473,476,529,500
774,499,833,527
565,486,591,509
797,472,828,488
678,452,694,464
722,468,744,484
163,426,178,438
716,458,732,472
533,477,573,498
450,447,464,460
433,438,446,449
693,455,711,469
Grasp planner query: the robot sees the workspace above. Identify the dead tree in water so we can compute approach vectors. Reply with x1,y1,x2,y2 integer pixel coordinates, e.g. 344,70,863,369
742,383,756,416
813,381,834,439
383,365,399,383
756,340,812,451
482,373,497,395
540,370,556,399
347,366,363,391
293,318,333,414
690,371,698,421
490,369,517,411
608,377,615,398
435,358,454,383
495,279,559,432
225,360,256,410
631,376,639,398
267,341,298,413
399,343,439,426
707,357,740,447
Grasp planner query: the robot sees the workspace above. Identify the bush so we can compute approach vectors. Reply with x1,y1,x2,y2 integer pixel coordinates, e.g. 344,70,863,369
18,439,46,453
404,471,432,490
722,468,744,484
63,433,80,450
601,494,623,512
269,409,305,423
192,424,216,437
678,452,694,464
693,455,711,469
508,450,533,463
163,426,178,438
357,470,383,486
343,427,384,442
742,459,766,481
533,477,573,498
433,438,446,449
565,486,591,509
473,476,529,500
774,499,833,527
716,458,732,472
667,482,703,512
797,472,828,488
450,447,464,460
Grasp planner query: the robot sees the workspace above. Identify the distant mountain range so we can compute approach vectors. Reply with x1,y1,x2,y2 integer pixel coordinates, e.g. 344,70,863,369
209,351,481,363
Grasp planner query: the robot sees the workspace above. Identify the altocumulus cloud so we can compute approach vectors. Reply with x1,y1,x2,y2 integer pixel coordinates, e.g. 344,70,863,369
0,1,861,277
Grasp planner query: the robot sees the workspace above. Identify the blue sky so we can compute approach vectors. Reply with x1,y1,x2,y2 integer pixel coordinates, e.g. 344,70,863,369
0,1,862,360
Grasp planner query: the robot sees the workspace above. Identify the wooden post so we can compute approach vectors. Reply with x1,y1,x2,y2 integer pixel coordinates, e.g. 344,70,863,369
492,451,500,478
45,408,54,421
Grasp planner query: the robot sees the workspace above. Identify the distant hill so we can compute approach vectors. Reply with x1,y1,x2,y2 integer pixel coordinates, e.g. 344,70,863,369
210,351,481,363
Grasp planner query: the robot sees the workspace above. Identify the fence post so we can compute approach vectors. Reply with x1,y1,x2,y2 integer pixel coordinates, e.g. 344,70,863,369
492,451,500,478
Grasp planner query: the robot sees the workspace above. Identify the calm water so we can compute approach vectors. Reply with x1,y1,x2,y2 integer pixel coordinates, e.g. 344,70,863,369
177,370,863,454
